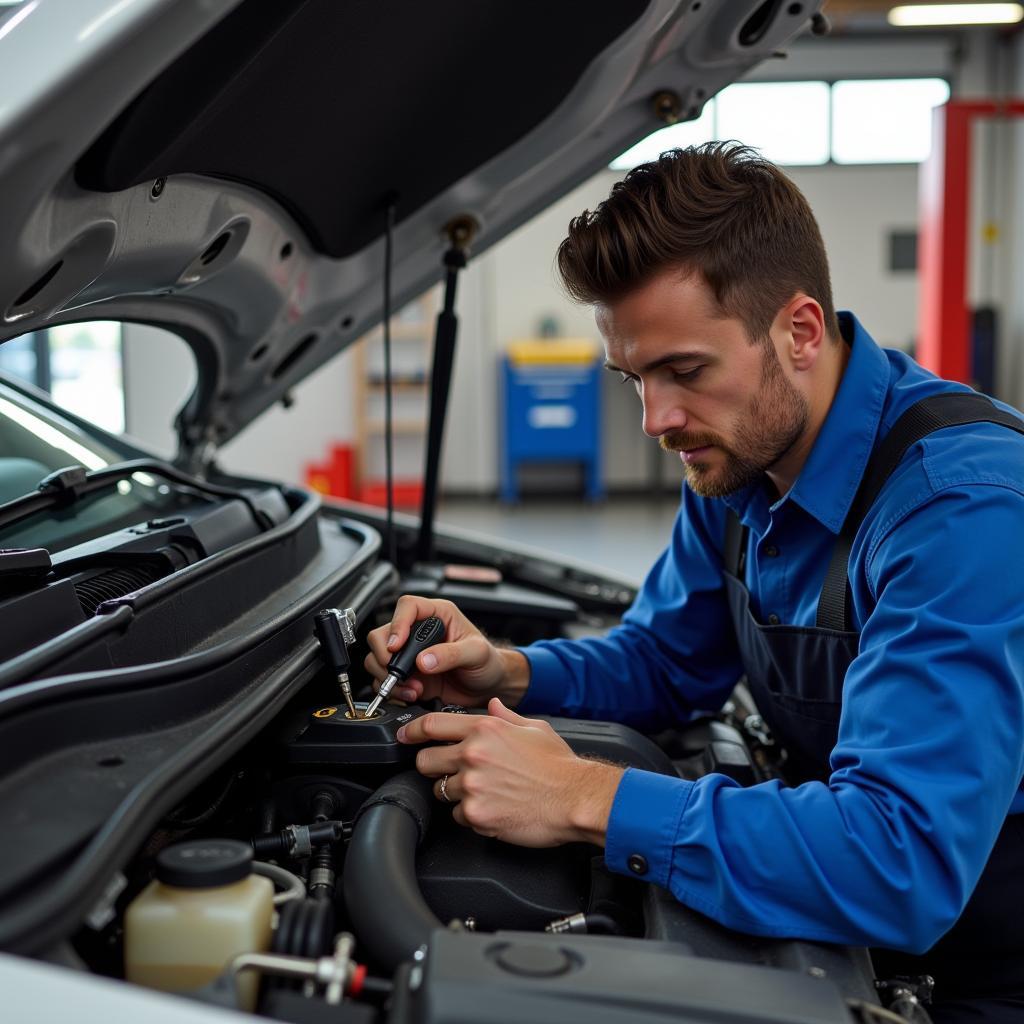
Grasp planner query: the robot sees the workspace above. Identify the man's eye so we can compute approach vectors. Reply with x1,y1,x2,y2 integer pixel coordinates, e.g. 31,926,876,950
673,366,705,383
619,374,639,387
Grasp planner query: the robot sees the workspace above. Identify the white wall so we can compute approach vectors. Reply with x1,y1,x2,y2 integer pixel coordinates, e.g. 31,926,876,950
219,348,358,486
790,164,921,350
439,159,926,494
456,170,680,493
122,323,195,459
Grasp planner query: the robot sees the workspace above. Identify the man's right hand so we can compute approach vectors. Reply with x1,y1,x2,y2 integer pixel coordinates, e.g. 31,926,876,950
364,595,530,709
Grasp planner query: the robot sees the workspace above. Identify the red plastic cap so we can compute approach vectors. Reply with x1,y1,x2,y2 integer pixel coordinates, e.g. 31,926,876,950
349,963,367,996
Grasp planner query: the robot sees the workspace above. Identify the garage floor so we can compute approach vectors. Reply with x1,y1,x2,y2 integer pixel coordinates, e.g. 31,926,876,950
436,495,680,584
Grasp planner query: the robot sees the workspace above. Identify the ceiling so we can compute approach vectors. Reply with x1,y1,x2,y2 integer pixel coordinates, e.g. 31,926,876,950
822,0,1024,33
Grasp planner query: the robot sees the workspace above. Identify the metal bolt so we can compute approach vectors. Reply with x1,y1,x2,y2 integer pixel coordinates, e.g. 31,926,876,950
652,90,681,125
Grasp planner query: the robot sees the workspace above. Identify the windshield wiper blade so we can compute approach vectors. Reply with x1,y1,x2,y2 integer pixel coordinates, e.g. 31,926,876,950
0,460,275,533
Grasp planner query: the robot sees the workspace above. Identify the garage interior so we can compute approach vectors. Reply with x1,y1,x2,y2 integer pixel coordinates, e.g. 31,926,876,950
3,2,1024,1020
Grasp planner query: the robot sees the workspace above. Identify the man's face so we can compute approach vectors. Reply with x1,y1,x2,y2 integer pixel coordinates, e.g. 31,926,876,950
599,269,809,498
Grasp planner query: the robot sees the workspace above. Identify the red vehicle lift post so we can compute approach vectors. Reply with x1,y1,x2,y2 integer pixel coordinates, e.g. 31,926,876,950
918,99,1024,383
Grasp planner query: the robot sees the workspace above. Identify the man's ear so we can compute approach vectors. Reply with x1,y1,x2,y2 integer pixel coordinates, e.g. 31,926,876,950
778,294,826,371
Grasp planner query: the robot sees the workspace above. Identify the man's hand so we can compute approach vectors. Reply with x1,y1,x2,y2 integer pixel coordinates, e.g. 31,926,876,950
397,697,625,848
365,595,529,708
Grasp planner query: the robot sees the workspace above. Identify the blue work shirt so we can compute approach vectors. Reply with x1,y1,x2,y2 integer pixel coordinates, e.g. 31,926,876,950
518,313,1024,953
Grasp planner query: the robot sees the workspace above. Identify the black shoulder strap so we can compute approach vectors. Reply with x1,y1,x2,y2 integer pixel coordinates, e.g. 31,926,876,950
724,509,747,579
816,392,1024,631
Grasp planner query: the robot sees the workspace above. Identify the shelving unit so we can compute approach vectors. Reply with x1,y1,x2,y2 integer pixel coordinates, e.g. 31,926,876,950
354,287,439,507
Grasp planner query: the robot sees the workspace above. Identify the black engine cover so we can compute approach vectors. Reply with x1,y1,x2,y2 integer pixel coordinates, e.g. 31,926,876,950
401,930,857,1024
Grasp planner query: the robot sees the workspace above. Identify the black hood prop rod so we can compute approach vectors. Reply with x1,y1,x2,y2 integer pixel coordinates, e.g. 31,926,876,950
416,218,475,563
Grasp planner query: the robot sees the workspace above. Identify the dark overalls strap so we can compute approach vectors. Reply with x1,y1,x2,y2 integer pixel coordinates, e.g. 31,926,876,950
723,509,747,579
815,392,1024,631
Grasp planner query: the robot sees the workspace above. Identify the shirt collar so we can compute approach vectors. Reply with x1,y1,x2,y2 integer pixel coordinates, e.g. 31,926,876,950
783,311,891,533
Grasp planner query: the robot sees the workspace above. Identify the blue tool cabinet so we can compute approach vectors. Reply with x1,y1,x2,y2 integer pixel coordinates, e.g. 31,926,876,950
499,355,603,502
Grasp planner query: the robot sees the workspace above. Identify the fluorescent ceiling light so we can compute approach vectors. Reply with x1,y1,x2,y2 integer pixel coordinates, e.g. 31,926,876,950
888,3,1024,26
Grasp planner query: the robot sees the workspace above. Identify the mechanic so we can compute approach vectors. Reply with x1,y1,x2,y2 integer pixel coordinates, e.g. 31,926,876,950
365,143,1024,1023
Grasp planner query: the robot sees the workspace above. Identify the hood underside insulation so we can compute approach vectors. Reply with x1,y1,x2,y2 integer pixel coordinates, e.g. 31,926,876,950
76,0,649,258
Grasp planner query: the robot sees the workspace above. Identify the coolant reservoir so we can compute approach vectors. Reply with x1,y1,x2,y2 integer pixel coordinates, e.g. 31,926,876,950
124,838,274,1010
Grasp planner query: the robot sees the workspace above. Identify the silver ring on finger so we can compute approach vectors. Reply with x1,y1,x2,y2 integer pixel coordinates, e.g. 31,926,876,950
439,774,452,803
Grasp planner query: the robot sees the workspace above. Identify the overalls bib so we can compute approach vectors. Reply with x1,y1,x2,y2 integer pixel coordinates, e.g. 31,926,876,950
722,393,1024,1017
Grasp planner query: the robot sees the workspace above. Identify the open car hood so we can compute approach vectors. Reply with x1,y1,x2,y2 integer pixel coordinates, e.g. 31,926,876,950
0,0,821,463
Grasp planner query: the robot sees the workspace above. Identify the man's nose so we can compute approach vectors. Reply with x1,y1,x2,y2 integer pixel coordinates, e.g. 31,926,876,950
641,386,687,438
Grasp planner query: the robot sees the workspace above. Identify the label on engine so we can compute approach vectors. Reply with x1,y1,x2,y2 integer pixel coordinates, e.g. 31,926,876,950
313,706,338,719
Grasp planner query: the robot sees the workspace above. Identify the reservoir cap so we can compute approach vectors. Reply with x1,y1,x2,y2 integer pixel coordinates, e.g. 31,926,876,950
156,839,253,888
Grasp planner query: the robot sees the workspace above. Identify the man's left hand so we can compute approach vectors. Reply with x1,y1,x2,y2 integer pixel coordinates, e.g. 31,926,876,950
397,697,624,848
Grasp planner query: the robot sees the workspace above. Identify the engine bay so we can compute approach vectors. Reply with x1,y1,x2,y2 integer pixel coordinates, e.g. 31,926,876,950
64,664,883,1024
0,489,927,1023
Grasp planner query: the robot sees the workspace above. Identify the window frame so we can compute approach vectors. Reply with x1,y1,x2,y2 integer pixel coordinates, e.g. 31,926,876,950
610,73,953,171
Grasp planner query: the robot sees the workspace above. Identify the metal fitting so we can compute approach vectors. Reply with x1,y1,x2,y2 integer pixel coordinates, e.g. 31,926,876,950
229,932,359,1006
545,912,588,935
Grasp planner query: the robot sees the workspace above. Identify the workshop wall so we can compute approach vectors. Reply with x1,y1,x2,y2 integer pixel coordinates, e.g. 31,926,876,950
122,323,194,458
220,347,359,480
438,161,923,496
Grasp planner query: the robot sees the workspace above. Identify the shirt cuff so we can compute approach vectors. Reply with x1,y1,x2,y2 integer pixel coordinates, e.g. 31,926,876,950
516,644,572,715
605,767,694,891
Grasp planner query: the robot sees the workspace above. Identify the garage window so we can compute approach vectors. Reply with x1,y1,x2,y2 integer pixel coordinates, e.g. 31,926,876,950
831,78,950,164
612,77,950,170
0,321,125,433
716,81,831,166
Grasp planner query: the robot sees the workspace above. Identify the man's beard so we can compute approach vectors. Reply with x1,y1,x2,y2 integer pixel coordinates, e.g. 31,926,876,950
660,344,809,498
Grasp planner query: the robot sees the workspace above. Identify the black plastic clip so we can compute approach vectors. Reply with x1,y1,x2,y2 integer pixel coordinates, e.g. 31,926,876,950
37,464,89,504
0,547,53,578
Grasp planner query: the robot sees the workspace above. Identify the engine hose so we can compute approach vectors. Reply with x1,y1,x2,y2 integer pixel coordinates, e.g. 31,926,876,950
343,771,442,972
272,899,298,972
583,913,623,935
271,899,335,989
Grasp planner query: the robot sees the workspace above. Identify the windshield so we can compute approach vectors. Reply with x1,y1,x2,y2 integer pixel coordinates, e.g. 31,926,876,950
0,380,209,552
0,378,120,491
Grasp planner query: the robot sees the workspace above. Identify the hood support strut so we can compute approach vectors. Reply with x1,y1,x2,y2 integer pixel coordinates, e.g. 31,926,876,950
416,224,473,562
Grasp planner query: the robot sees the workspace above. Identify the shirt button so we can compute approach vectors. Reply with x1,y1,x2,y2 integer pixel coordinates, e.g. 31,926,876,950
764,545,779,557
627,854,648,876
767,613,781,625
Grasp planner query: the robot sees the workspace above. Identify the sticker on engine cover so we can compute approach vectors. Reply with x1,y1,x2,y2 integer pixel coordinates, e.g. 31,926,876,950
313,706,338,719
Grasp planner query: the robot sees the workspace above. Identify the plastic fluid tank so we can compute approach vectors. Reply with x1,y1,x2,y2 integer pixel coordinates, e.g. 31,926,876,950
124,838,274,1010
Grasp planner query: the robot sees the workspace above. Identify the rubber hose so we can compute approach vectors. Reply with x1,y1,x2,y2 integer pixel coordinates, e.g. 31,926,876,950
271,900,298,990
273,898,296,954
309,901,334,958
343,771,442,972
584,913,623,935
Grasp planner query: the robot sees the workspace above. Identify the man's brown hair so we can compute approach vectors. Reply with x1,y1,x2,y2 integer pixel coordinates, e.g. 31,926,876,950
556,142,840,343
